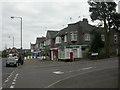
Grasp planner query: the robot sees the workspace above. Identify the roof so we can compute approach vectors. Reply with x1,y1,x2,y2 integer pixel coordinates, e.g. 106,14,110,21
54,27,68,38
36,37,46,44
46,30,59,39
54,20,97,38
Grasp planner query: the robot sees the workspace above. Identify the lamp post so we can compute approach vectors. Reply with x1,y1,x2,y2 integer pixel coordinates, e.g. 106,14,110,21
11,16,23,50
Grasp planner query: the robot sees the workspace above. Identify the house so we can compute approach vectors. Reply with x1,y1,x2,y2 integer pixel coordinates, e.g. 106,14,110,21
52,18,119,61
52,18,97,61
7,47,19,57
31,18,119,61
30,37,46,58
44,30,59,59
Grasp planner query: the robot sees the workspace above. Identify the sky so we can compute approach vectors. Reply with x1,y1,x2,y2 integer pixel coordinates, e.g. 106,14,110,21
0,0,120,51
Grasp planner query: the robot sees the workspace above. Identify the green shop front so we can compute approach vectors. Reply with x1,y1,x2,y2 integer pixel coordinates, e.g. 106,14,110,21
58,45,89,61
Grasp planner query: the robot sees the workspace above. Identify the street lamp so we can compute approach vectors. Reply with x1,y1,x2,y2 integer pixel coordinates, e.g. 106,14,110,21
11,16,23,50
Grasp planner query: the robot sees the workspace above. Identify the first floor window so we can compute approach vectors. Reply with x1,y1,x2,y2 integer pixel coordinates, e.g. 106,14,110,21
64,35,67,42
114,34,117,43
70,31,77,41
101,34,105,41
55,36,61,44
84,33,90,41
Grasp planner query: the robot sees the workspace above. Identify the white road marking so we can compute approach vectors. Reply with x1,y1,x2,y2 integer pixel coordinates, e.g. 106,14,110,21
1,87,2,90
10,85,14,88
13,79,16,82
69,71,74,72
53,71,64,74
47,79,62,88
4,70,15,83
13,73,19,82
82,67,93,70
5,79,8,83
12,82,15,85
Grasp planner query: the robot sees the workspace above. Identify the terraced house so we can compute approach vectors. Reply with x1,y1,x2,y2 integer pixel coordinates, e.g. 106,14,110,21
52,18,96,61
50,18,118,61
31,18,119,61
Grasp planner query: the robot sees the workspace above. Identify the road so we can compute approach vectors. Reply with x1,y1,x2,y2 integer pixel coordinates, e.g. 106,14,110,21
2,57,118,88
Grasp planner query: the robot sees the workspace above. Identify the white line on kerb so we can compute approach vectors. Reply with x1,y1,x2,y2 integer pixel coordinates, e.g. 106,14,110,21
82,67,93,70
53,71,64,74
13,73,19,82
10,85,14,88
12,82,15,85
5,79,8,83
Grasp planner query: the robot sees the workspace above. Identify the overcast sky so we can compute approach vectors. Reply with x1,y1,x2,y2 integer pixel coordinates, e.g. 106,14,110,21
1,0,119,51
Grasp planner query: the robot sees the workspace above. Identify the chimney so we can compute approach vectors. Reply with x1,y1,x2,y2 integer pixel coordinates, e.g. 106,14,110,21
82,18,88,23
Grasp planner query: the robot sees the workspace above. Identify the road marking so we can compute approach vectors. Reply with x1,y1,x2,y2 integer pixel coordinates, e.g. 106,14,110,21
1,87,2,90
5,79,8,83
47,67,95,88
10,85,14,88
69,71,74,72
47,79,62,88
53,71,64,74
13,73,19,82
82,67,92,70
4,70,15,83
12,82,15,85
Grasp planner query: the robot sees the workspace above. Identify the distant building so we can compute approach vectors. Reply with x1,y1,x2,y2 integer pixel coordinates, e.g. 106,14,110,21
8,47,19,56
30,37,46,58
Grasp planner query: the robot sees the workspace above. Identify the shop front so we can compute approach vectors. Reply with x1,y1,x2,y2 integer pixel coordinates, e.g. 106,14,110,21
58,45,83,61
50,47,58,60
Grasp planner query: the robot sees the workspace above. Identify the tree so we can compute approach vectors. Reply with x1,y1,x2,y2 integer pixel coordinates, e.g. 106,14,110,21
88,0,117,58
89,31,104,53
109,13,120,31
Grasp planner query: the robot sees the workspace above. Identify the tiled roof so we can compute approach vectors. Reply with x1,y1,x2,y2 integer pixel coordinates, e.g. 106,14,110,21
36,37,46,44
46,30,59,38
54,20,97,38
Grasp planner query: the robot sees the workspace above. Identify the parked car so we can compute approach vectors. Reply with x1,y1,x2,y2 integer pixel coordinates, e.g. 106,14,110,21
6,57,19,67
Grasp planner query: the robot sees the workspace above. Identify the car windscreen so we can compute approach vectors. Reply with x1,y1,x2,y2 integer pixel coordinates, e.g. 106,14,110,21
7,58,15,61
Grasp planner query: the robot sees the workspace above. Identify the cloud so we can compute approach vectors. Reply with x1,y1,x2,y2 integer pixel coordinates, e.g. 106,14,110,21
2,0,97,50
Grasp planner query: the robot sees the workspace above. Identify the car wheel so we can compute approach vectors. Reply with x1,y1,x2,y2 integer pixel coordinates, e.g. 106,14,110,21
14,64,17,67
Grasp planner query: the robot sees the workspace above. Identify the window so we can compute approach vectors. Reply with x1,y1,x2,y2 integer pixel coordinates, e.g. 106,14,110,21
84,33,90,41
101,34,105,41
114,34,117,43
55,36,61,44
46,39,51,45
44,41,46,46
64,35,67,42
71,31,77,41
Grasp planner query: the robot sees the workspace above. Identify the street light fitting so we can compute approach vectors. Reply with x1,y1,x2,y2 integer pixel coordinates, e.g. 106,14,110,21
11,16,14,19
11,16,22,19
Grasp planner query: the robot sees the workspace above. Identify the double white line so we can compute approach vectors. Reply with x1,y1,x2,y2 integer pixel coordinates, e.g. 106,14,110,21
10,73,19,88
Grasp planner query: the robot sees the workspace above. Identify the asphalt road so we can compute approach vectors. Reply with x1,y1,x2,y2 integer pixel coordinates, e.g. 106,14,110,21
2,58,17,87
2,57,118,88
